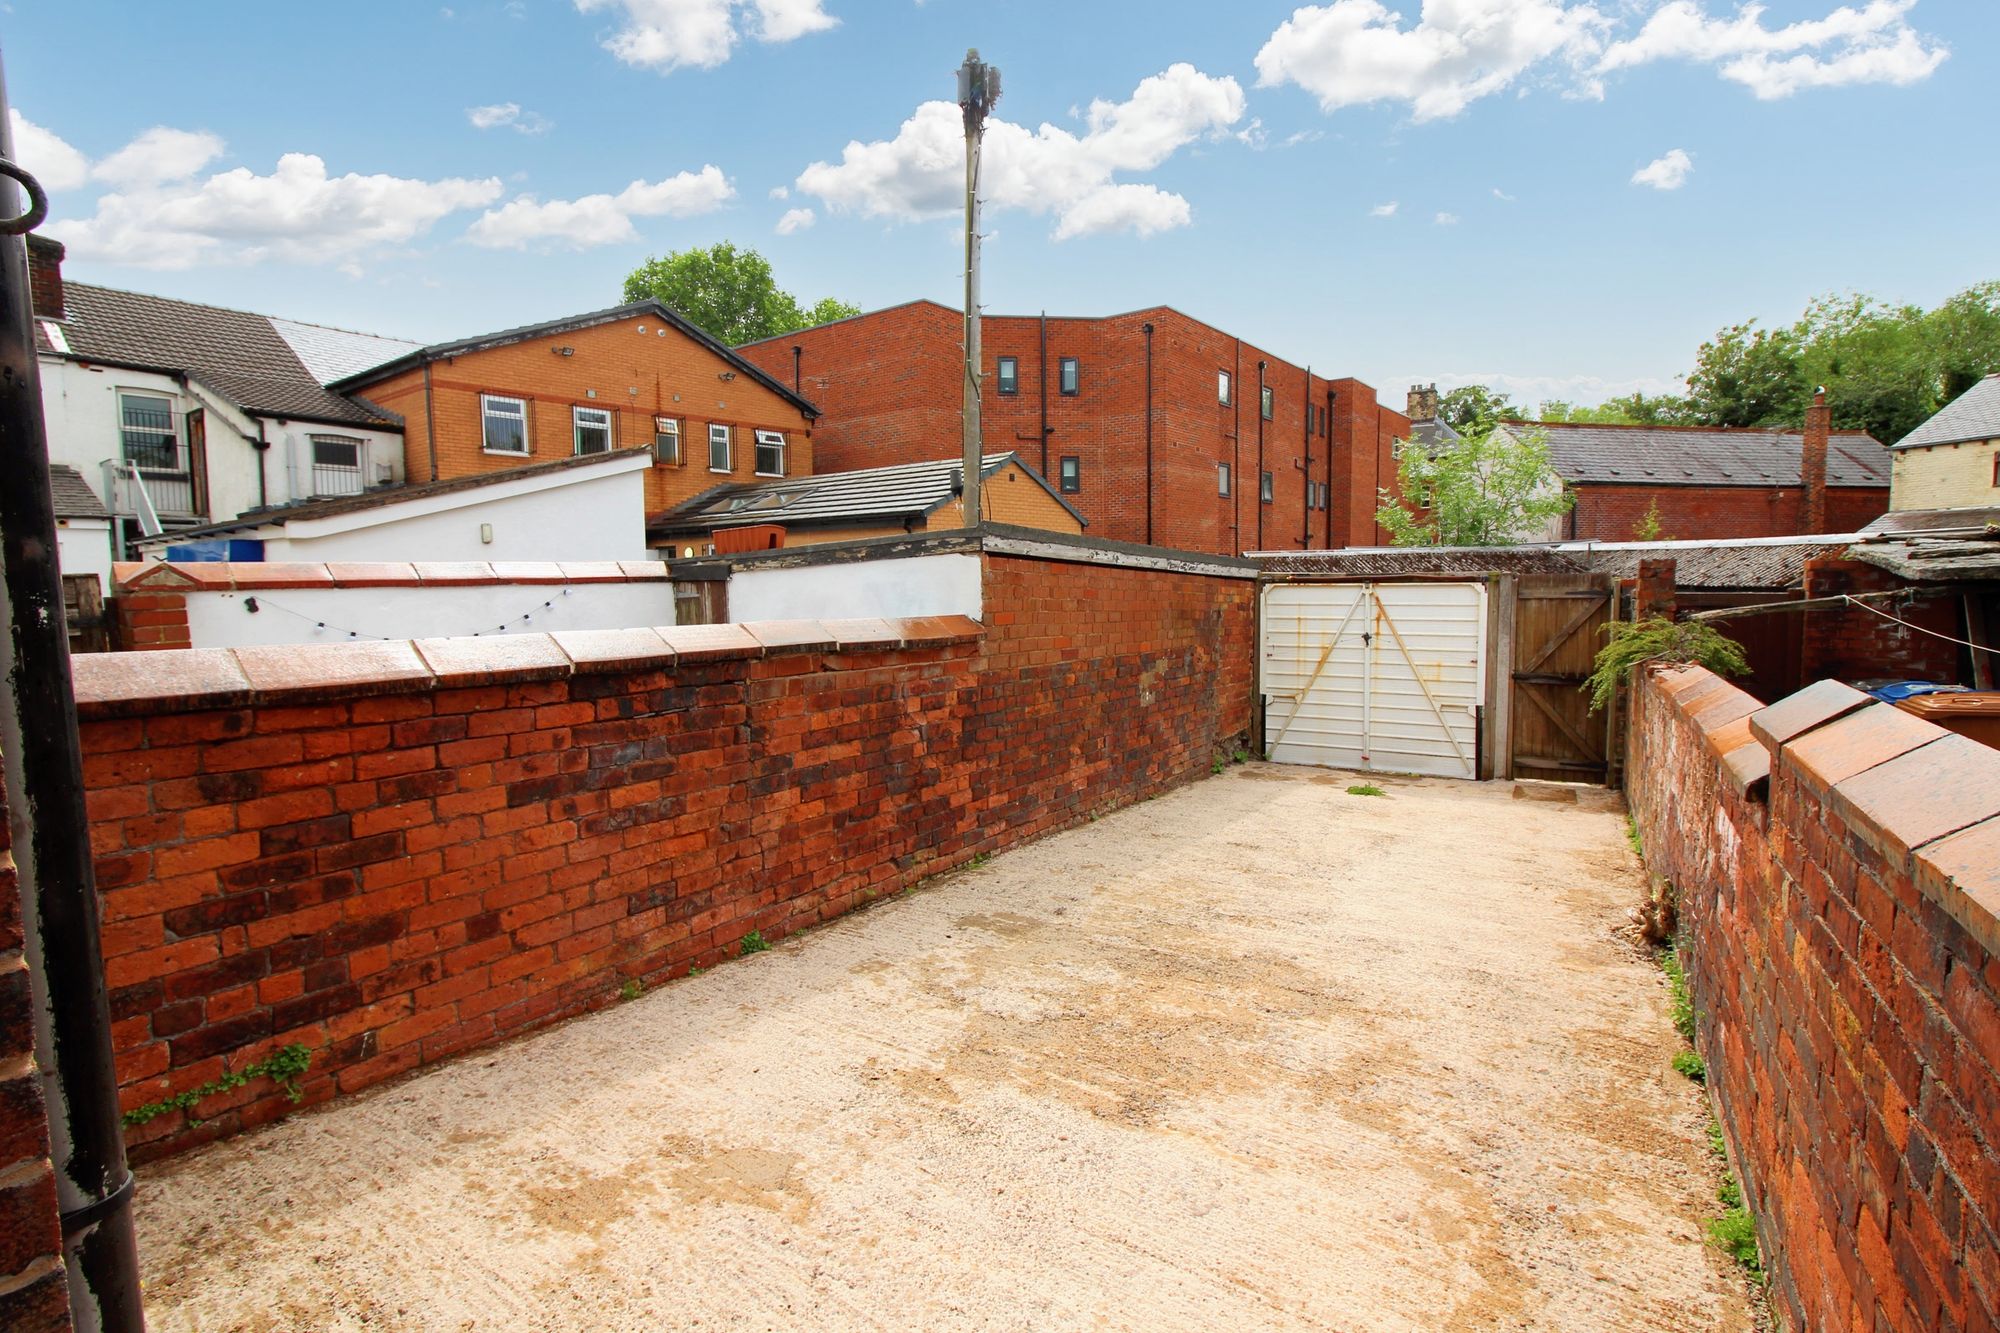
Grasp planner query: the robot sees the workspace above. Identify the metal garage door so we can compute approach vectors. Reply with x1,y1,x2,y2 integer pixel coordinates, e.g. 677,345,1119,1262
1261,581,1487,780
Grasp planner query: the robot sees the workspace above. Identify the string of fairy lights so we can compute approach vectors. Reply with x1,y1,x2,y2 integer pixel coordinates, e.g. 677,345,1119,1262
239,587,578,641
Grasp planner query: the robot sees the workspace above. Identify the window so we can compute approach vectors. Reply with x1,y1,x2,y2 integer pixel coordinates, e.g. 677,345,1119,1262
310,435,365,497
996,356,1018,396
482,394,529,454
1260,385,1274,420
1217,463,1231,497
708,423,732,472
118,390,178,472
654,416,681,466
1993,454,1999,487
573,405,613,455
1059,357,1080,396
1261,471,1274,504
1218,371,1232,406
1059,456,1081,493
754,430,786,476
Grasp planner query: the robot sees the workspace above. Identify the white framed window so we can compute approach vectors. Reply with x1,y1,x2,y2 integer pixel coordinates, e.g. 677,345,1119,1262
573,405,613,455
1218,371,1232,406
310,434,365,497
708,423,732,472
654,416,681,466
1217,463,1231,497
482,394,529,454
118,390,179,472
754,430,786,477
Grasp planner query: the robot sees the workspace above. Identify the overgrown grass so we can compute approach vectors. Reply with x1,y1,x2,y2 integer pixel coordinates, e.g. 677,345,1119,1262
1346,784,1386,797
1587,616,1750,713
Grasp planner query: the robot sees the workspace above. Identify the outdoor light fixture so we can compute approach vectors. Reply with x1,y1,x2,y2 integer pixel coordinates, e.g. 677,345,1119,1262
555,346,574,357
718,371,737,382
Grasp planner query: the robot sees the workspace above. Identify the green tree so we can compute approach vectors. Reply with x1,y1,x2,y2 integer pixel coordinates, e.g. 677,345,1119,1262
1375,420,1575,547
1437,384,1522,430
622,242,861,346
1539,392,1693,425
1684,319,1807,427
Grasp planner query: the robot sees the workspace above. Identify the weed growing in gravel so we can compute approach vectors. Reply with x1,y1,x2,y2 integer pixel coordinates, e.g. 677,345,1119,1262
1346,784,1386,797
1625,815,1644,859
688,965,705,976
967,852,991,870
1232,749,1249,764
619,979,643,1002
1671,1049,1707,1083
1704,1117,1767,1282
739,931,771,955
1212,758,1225,774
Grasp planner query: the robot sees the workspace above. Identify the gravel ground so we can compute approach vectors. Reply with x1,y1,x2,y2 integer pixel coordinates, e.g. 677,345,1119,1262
134,764,1752,1332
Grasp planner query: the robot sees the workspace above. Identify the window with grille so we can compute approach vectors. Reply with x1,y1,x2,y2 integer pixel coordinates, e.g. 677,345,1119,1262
996,357,1018,395
482,394,529,454
654,417,681,465
118,391,178,472
310,435,365,496
755,430,786,476
708,423,732,472
573,405,613,455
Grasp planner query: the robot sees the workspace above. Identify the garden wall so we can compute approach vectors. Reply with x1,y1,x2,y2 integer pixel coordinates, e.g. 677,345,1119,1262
68,547,1253,1161
1628,665,2000,1331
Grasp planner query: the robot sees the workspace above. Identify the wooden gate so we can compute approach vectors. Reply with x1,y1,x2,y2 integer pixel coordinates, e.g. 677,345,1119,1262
1510,574,1610,782
62,574,109,654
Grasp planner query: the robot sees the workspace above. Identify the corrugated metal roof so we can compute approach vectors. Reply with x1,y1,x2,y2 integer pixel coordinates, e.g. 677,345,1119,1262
48,464,110,520
38,283,398,427
653,453,1084,534
1894,375,2000,450
1500,420,1890,488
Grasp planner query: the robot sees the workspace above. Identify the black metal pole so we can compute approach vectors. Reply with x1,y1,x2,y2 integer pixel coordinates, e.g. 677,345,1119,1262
0,60,146,1331
1142,322,1153,547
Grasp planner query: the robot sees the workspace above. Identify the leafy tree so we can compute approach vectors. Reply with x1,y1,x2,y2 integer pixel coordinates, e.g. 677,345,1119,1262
1437,384,1522,430
1684,320,1807,428
1539,393,1694,425
1375,420,1575,547
622,242,861,346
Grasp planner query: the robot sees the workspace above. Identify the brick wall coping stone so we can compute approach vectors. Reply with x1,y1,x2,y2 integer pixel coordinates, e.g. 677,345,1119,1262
69,615,984,718
1648,663,2000,959
114,560,675,592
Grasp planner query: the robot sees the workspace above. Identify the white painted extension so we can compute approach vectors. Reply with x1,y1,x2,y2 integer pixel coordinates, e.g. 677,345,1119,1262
1260,581,1488,780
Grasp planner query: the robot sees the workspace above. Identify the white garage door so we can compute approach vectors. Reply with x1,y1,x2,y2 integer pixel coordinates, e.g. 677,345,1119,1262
1261,581,1487,780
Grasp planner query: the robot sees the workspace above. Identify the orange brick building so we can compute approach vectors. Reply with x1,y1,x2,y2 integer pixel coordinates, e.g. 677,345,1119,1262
335,301,819,531
736,301,1412,557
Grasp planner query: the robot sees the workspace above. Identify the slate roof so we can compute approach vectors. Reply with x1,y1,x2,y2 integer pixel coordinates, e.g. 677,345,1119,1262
37,283,403,428
1569,538,1857,590
1253,547,1585,577
651,453,1084,536
142,448,653,544
1894,375,2000,450
1852,535,2000,582
1498,420,1891,488
1863,506,2000,535
333,299,819,419
48,464,110,520
1407,418,1461,452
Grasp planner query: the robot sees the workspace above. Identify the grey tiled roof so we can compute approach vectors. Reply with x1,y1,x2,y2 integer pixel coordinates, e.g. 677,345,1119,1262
1863,506,2000,534
48,464,110,519
1500,421,1890,488
1254,547,1584,576
653,453,1084,535
1895,375,2000,450
37,283,398,428
1571,539,1855,590
1407,419,1461,451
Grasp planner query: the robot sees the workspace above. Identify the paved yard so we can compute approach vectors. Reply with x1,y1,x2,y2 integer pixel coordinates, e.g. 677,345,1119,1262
135,765,1751,1332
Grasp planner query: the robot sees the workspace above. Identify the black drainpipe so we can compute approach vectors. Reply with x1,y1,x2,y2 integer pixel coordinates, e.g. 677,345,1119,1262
421,357,440,482
1326,387,1338,549
1256,360,1267,550
791,345,802,395
1038,312,1050,477
1301,366,1311,548
0,98,146,1331
1231,339,1242,555
253,418,270,509
1143,321,1154,547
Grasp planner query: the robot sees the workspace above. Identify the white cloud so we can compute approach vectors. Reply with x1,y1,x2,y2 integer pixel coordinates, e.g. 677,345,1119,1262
52,154,503,269
1233,117,1269,149
1601,0,1946,98
775,205,814,234
8,112,89,192
1281,129,1326,147
768,184,789,199
794,63,1245,240
465,164,733,248
1369,200,1398,217
90,127,227,188
467,102,553,135
1435,211,1459,224
575,0,835,73
1255,0,1609,121
1256,0,1947,119
1631,147,1692,189
1492,186,1516,201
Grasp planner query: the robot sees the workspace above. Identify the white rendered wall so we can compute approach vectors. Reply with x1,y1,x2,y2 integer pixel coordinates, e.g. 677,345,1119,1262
727,553,982,623
55,518,117,593
182,581,677,648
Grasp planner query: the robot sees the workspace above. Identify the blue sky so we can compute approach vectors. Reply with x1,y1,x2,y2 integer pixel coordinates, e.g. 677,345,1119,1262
4,0,1990,408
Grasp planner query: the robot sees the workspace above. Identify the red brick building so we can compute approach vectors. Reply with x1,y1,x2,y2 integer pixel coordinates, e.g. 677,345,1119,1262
735,301,1411,557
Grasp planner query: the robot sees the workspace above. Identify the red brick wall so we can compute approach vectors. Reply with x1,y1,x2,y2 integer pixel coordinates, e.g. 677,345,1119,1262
1569,484,1889,541
74,554,1252,1160
1801,558,1964,686
739,304,1408,556
1628,666,2000,1331
0,773,73,1331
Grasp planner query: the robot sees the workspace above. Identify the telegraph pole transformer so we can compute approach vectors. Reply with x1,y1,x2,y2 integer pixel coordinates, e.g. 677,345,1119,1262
956,49,1000,528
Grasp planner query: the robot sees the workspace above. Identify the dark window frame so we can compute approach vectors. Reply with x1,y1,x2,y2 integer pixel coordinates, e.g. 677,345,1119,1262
1260,385,1274,421
996,356,1019,396
1218,370,1232,406
1217,462,1231,497
1059,357,1080,397
1059,455,1081,493
1261,471,1274,504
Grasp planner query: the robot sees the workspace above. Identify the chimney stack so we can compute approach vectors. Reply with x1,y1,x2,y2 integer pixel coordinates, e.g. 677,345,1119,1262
1802,385,1830,534
1407,383,1439,422
26,234,64,321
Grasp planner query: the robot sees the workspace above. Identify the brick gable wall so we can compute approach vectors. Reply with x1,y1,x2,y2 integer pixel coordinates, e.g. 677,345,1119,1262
1569,484,1889,542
